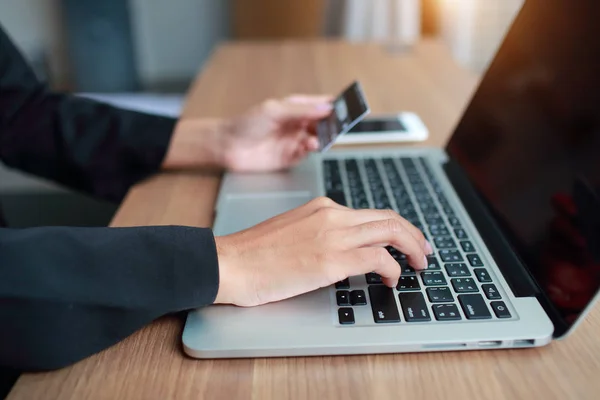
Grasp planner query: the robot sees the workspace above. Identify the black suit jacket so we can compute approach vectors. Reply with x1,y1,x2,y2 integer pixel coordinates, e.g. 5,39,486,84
0,26,219,372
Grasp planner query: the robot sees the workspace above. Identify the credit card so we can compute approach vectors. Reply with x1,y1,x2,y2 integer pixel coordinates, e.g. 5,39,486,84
317,81,370,152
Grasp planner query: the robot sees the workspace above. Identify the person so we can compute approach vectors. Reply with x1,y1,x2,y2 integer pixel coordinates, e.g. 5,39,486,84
0,23,431,388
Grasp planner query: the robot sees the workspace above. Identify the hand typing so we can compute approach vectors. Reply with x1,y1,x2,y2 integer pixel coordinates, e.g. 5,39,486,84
214,197,432,307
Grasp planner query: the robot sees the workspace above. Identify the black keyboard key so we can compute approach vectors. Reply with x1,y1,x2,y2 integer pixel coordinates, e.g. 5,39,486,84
366,273,383,284
370,188,386,198
412,183,427,193
368,285,401,323
394,191,410,202
432,183,444,194
414,192,433,203
474,268,492,283
421,271,447,286
422,212,442,221
387,246,407,261
403,212,419,223
338,308,355,324
419,202,438,213
350,290,367,305
467,254,484,267
323,159,339,170
323,162,343,191
402,266,416,275
426,256,441,270
336,290,351,306
382,157,397,167
418,157,431,170
374,200,392,210
407,172,421,181
482,284,502,300
429,225,450,236
460,241,475,253
451,278,479,293
335,278,350,289
397,276,421,291
458,294,492,320
326,190,347,206
448,216,461,227
398,292,431,322
426,287,454,303
439,249,463,262
401,157,416,168
445,263,471,277
454,228,468,239
399,260,416,276
432,304,462,321
399,205,416,215
490,301,511,318
426,216,445,226
354,199,370,209
442,206,455,216
434,236,456,249
345,159,359,170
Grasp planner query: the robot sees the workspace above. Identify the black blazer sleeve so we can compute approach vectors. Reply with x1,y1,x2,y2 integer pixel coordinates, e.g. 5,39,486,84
0,225,220,371
0,26,221,372
0,24,176,203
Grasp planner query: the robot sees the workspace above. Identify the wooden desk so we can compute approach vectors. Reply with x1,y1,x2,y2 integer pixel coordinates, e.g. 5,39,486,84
9,40,600,400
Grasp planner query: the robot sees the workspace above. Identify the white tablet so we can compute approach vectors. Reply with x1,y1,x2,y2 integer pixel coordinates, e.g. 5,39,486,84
335,112,429,144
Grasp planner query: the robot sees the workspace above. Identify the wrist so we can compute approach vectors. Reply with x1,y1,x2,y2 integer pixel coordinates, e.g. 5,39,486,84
161,118,230,170
213,236,238,305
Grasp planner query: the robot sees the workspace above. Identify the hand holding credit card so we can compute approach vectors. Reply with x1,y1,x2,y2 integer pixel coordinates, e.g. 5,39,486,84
317,81,370,152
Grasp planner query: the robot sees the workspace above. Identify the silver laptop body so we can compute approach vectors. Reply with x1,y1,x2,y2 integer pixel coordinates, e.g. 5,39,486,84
183,0,600,357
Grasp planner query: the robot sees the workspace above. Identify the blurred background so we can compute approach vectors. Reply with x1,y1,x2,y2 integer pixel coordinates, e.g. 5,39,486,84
0,0,522,227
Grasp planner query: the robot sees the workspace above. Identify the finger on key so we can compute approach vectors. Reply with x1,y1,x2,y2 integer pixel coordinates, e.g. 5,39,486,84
332,247,400,288
337,209,431,263
341,218,427,271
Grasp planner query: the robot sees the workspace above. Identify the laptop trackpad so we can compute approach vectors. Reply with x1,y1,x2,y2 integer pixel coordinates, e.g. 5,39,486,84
213,193,313,235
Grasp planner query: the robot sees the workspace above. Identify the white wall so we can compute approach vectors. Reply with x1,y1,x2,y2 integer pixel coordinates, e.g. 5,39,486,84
0,0,230,89
131,0,230,89
0,0,69,86
0,0,231,192
324,0,421,45
440,0,523,72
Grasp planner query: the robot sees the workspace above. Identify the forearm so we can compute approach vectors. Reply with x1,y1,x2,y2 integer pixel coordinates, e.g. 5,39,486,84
0,225,219,371
162,118,228,170
0,91,176,201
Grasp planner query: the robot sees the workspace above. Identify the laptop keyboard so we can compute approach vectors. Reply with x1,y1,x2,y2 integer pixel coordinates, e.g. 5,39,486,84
322,156,513,325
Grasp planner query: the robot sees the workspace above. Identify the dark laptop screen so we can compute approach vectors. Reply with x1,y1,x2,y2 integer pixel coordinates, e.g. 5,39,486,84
447,0,600,328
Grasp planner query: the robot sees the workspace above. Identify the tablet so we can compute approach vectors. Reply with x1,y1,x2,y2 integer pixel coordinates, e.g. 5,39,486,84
335,112,429,144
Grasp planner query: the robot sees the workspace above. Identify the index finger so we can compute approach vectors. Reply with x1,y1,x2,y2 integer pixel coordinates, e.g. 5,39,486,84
340,218,427,270
332,208,431,255
333,247,400,288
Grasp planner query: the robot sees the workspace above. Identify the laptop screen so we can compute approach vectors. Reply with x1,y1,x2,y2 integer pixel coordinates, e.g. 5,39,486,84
446,0,600,332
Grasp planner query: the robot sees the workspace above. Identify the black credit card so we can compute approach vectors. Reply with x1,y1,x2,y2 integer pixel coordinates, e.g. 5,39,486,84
317,81,370,152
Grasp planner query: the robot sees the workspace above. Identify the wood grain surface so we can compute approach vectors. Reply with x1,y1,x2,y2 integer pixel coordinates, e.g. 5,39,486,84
9,40,600,400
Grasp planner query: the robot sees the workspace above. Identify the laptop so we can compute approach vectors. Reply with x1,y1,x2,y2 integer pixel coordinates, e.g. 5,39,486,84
183,0,600,357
